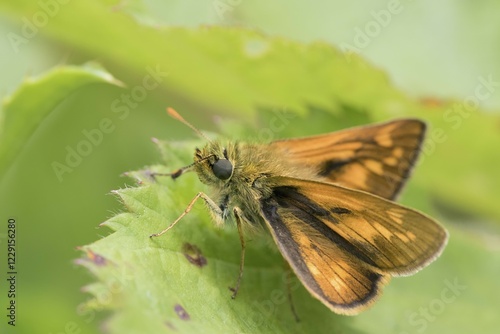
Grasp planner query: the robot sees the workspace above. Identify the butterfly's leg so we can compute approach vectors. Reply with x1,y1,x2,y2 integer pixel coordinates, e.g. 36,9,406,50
229,206,247,299
150,192,222,238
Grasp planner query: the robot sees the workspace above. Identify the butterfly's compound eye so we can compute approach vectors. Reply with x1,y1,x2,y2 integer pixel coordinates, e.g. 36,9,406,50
212,159,233,180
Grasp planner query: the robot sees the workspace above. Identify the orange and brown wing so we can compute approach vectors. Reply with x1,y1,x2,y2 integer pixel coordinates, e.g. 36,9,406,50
259,176,447,315
270,119,426,200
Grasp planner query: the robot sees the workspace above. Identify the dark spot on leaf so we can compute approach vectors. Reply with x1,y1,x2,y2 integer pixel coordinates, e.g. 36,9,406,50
174,304,190,321
164,321,177,331
330,207,352,215
182,243,207,267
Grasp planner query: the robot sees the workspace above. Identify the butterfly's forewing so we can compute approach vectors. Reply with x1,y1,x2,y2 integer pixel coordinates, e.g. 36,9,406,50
259,176,448,315
270,119,426,200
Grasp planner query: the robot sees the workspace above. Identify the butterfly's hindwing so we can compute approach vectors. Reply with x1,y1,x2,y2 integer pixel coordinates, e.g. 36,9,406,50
259,176,447,314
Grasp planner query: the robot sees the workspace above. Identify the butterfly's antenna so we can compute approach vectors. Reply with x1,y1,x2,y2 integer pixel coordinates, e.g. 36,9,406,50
151,154,216,180
167,107,212,143
151,108,214,180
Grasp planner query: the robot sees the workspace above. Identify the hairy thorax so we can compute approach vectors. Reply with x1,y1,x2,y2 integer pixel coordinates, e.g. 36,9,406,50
192,140,318,226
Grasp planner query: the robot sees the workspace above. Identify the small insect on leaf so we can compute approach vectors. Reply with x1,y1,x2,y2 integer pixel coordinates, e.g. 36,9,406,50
150,108,448,316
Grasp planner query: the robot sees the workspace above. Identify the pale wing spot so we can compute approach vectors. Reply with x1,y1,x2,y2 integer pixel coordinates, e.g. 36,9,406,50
392,147,404,158
407,231,417,241
365,159,384,175
308,263,321,276
395,232,410,243
374,222,394,240
329,276,346,292
387,208,405,225
383,156,399,166
375,134,394,147
344,164,368,188
338,216,380,243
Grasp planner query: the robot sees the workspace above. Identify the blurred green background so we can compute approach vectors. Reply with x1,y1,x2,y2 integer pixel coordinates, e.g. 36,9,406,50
1,1,499,333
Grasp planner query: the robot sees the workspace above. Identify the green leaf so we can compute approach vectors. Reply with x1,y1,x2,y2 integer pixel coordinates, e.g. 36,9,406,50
79,137,500,334
3,2,499,221
1,1,409,117
412,110,500,222
0,64,122,181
